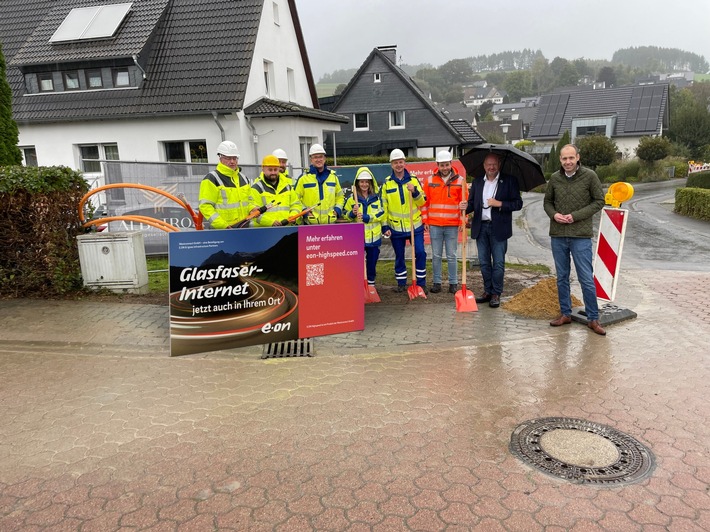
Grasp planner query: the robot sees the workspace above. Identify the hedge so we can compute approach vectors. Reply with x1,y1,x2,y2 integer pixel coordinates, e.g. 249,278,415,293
675,187,710,221
686,170,710,189
0,165,89,297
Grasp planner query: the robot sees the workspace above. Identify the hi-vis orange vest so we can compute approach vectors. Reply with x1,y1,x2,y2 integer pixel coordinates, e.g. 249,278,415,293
421,171,466,226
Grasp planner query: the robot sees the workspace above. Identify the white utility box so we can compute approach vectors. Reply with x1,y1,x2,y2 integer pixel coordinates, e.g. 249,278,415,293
77,231,149,294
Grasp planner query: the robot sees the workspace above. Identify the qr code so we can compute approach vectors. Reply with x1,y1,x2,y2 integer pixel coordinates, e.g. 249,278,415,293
306,263,325,286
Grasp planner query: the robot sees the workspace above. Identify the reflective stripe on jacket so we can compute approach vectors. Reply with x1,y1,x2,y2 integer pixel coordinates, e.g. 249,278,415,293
248,173,302,227
422,171,465,227
380,170,426,237
198,163,251,229
295,167,344,224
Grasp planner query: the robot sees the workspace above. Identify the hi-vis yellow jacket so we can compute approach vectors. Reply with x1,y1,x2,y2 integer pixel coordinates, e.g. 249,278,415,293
198,163,251,229
380,170,426,237
295,165,344,224
248,173,302,227
343,167,384,246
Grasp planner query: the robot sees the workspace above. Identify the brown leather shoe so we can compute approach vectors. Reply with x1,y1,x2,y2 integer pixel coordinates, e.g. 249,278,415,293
587,319,606,336
549,315,572,326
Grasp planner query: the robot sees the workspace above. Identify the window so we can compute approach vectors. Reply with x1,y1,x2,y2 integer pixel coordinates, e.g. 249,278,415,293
63,71,80,90
576,125,607,137
263,60,274,97
374,73,381,83
287,68,295,101
164,140,208,163
38,73,54,92
299,137,316,169
353,113,369,131
273,1,280,25
21,147,38,167
389,110,405,129
86,69,103,89
113,68,130,87
79,143,119,173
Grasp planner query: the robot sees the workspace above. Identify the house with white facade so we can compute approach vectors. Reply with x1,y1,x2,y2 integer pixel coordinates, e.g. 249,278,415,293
528,84,670,156
2,0,347,180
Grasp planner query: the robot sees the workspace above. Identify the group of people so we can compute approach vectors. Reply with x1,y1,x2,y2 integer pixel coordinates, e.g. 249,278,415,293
199,141,607,335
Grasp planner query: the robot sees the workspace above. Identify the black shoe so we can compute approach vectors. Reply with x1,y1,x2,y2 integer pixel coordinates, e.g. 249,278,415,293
448,284,458,293
475,293,492,304
431,283,442,293
489,294,500,308
394,285,407,293
419,285,429,295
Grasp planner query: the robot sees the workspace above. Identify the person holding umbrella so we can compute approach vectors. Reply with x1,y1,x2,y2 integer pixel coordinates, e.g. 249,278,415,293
381,149,428,294
465,153,523,307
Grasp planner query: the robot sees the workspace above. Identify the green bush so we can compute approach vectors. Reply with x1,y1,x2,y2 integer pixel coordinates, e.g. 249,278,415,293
686,170,710,189
576,134,618,169
0,165,89,297
596,159,640,183
675,186,710,221
635,136,671,162
664,156,689,178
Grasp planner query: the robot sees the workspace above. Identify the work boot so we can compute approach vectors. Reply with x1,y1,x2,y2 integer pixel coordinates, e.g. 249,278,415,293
489,294,500,308
448,284,458,293
394,285,407,293
475,293,492,304
431,283,442,293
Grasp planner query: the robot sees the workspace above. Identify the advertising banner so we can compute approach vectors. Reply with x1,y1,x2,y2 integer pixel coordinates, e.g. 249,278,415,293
168,224,364,356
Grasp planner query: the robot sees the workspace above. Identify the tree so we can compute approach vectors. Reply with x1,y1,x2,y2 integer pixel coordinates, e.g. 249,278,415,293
596,66,617,88
546,144,558,173
438,59,473,85
531,56,553,94
503,71,532,102
556,130,571,155
576,134,618,169
333,83,347,96
668,85,710,158
635,136,671,162
556,63,580,88
1,42,22,166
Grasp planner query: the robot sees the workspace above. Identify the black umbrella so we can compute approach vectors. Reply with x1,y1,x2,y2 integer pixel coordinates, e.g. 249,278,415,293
459,143,546,192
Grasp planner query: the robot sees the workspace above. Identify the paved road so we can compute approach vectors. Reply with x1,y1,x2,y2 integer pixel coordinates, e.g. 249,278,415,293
1,179,709,530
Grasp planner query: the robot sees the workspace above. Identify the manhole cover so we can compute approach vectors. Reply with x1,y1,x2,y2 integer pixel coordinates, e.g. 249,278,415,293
510,417,654,485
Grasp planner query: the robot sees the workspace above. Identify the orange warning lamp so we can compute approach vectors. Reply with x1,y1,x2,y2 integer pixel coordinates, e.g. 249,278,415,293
605,182,634,208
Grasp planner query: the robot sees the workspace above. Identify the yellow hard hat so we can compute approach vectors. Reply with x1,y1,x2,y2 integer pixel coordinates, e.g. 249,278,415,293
262,154,280,167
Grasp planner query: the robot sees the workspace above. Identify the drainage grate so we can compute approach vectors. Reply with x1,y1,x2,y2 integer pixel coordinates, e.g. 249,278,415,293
510,417,654,486
262,338,313,359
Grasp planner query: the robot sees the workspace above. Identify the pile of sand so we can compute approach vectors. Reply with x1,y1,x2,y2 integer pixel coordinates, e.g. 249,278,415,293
502,277,583,320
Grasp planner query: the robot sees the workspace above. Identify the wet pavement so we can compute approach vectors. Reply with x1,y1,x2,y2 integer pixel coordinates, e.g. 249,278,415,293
2,184,710,529
1,266,709,531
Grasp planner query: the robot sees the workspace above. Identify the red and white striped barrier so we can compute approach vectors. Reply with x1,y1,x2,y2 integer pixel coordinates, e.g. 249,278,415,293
688,162,710,174
593,207,629,302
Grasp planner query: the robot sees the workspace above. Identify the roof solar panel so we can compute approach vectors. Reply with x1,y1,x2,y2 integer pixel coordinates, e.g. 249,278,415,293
625,85,665,133
50,3,133,43
535,93,569,137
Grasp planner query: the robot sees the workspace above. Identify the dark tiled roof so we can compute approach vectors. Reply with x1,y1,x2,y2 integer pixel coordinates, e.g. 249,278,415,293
449,119,486,144
1,0,264,121
11,0,170,65
529,84,669,139
245,97,349,123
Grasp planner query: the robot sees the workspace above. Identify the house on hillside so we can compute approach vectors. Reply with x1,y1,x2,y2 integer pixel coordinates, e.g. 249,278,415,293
528,84,670,156
322,46,485,158
463,86,507,108
1,0,347,178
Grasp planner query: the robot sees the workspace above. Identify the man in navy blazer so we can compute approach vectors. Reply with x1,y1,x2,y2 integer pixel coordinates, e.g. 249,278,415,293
465,153,523,307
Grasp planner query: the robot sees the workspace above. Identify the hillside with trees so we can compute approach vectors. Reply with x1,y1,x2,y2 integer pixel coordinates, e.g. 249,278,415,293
612,46,708,73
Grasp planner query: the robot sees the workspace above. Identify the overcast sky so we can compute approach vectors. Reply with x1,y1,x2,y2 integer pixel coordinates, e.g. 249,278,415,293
295,0,710,80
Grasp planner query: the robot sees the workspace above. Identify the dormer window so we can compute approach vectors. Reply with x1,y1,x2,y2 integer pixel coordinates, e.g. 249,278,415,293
374,73,381,83
63,71,80,90
38,73,54,92
113,68,130,87
86,70,103,89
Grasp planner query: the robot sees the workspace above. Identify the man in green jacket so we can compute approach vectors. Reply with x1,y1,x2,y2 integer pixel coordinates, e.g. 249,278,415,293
544,144,607,335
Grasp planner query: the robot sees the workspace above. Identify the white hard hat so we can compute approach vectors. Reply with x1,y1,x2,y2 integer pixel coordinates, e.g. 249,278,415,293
356,172,373,180
217,140,239,157
272,148,288,160
389,149,405,162
309,144,326,156
436,150,453,163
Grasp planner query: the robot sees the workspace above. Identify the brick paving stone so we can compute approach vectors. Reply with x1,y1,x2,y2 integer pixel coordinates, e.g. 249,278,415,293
1,269,710,529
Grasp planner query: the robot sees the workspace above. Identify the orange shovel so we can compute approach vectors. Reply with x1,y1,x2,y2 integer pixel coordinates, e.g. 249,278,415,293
455,186,477,312
353,185,380,303
407,189,427,300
